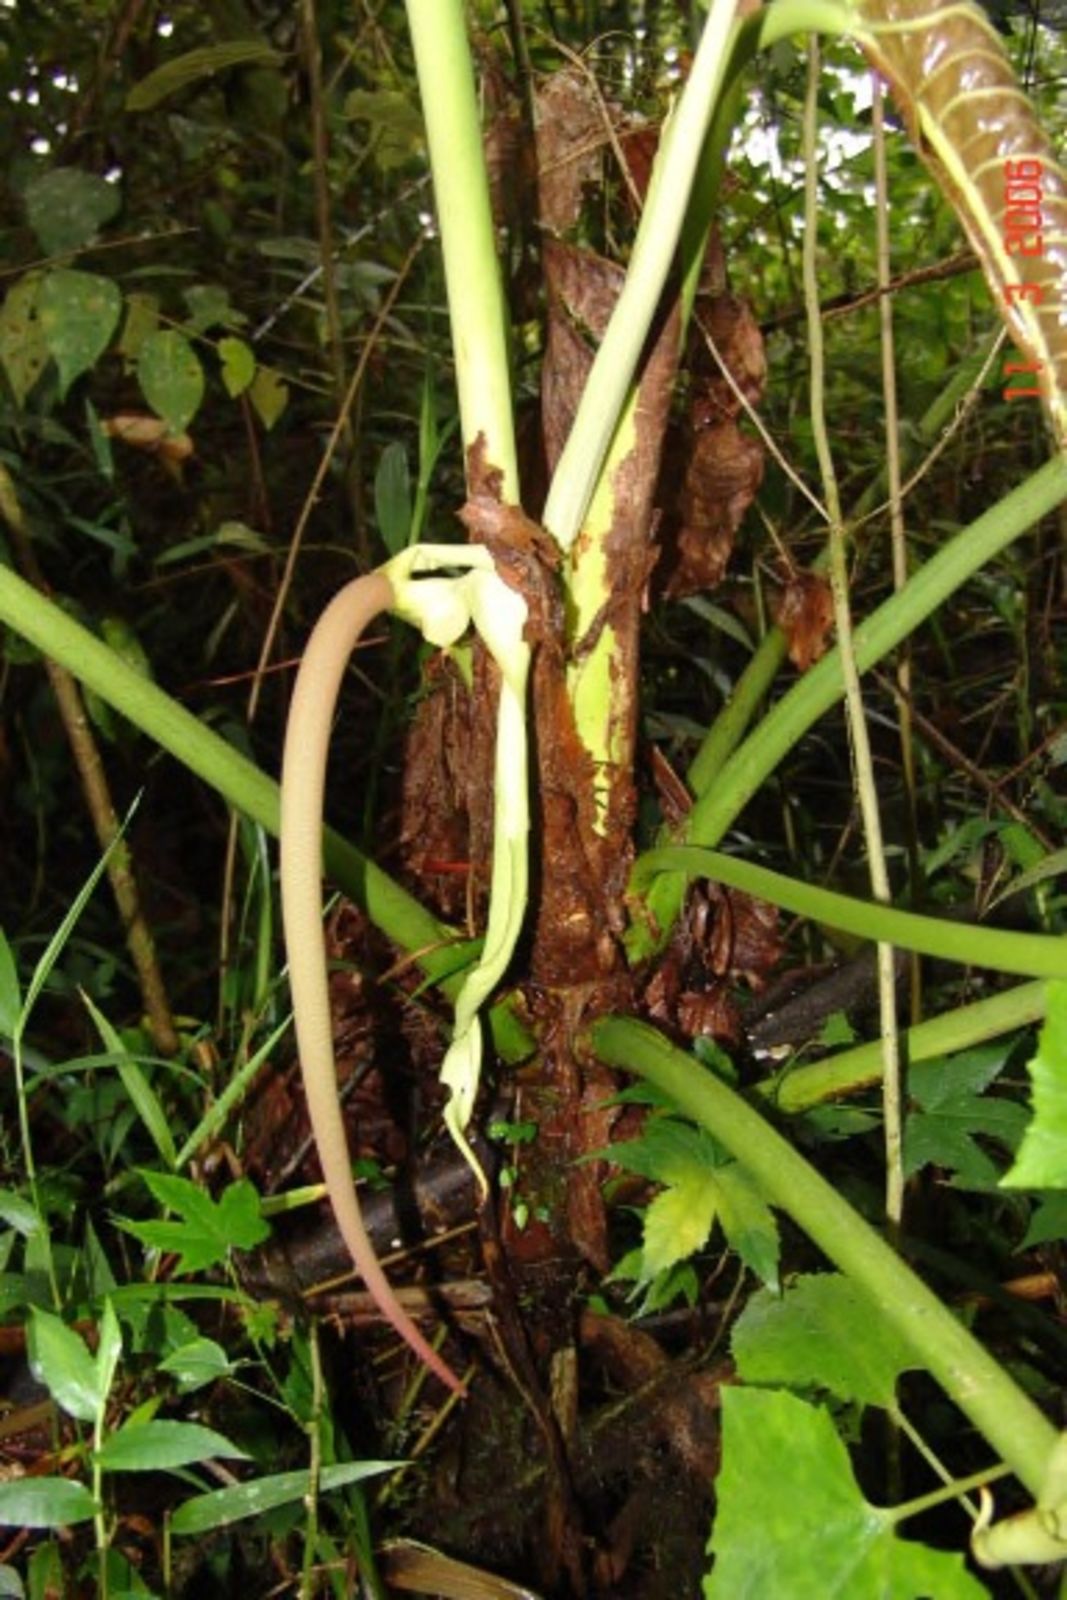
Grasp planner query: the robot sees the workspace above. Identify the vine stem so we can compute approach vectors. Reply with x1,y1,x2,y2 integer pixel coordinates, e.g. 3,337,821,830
801,37,903,1228
589,1015,1057,1496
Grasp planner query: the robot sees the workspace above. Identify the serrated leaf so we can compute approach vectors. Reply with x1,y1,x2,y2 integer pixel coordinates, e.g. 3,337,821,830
612,1116,778,1287
0,274,48,405
904,1045,1027,1187
117,1173,269,1273
96,1418,247,1472
1001,984,1067,1189
0,1477,97,1529
732,1275,919,1409
126,42,284,113
24,167,121,257
642,1176,719,1277
610,1116,725,1184
705,1389,990,1598
218,336,254,398
712,1164,779,1291
38,270,121,398
169,1459,398,1534
248,364,288,429
138,330,204,433
374,441,412,554
27,1308,101,1422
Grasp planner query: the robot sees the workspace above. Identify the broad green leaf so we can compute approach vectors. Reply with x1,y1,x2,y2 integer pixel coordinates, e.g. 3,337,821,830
126,42,284,112
138,330,204,433
248,364,288,429
0,1477,96,1529
218,336,254,398
1001,984,1067,1189
96,1418,247,1472
732,1275,919,1409
169,1459,398,1535
81,991,176,1168
158,1336,233,1393
0,274,48,405
853,0,1067,448
38,270,121,398
28,1308,102,1422
343,88,424,169
374,441,412,554
0,929,20,1035
23,167,121,256
118,1172,269,1272
904,1045,1026,1188
705,1389,989,1598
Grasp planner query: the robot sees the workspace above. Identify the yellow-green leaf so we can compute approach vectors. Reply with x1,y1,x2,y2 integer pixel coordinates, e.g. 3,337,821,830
0,274,48,405
218,335,254,398
248,364,288,429
138,329,204,433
